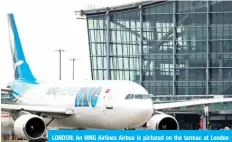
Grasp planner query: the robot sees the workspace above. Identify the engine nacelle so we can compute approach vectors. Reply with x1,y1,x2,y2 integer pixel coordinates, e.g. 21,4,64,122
14,114,46,140
146,114,179,130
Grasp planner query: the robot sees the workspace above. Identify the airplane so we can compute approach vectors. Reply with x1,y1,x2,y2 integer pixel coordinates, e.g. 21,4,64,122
2,13,232,141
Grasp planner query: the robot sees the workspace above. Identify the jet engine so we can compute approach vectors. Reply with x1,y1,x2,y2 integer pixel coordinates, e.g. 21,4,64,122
145,114,179,130
14,114,46,140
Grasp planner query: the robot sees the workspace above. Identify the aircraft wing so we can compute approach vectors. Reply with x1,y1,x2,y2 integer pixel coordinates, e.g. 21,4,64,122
153,98,232,110
1,104,75,115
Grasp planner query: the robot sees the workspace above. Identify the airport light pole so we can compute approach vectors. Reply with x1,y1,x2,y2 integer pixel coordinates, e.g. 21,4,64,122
68,58,79,80
54,49,66,80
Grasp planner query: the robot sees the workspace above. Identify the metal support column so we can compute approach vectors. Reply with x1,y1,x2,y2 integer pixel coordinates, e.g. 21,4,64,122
206,0,210,95
202,116,207,130
203,106,209,129
172,1,176,95
54,49,65,80
69,58,78,80
139,6,143,85
106,11,111,80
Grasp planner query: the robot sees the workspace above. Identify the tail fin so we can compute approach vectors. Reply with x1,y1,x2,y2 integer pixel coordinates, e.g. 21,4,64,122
7,13,36,82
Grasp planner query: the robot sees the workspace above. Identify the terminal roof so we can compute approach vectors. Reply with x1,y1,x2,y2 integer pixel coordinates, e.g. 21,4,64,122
76,0,167,16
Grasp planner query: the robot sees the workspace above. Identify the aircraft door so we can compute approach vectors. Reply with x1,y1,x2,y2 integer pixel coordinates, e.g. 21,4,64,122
104,94,113,109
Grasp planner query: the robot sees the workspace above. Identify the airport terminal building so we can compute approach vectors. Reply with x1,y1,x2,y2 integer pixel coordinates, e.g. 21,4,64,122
78,1,232,129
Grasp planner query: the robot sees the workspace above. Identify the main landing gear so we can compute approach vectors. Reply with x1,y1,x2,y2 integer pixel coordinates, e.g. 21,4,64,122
124,128,136,130
28,138,47,142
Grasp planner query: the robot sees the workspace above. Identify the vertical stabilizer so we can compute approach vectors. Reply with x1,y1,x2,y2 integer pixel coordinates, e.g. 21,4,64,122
7,13,36,82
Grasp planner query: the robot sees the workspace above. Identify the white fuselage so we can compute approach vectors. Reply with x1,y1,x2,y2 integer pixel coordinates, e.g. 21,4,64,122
12,80,153,130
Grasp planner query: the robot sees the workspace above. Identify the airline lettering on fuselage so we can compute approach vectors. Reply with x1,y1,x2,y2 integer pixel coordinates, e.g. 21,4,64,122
46,87,79,96
75,87,102,108
45,87,102,107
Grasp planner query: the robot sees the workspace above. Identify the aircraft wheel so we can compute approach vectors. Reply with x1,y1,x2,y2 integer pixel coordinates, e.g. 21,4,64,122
124,128,135,130
29,138,47,142
29,139,46,142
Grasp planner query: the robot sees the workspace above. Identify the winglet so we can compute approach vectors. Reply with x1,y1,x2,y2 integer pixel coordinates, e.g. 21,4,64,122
7,13,36,82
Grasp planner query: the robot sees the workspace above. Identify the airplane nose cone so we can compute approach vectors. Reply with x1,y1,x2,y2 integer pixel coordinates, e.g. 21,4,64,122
139,107,153,123
139,100,154,120
128,100,153,128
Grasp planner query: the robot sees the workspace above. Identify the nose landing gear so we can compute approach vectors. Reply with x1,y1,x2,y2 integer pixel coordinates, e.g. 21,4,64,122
124,128,135,130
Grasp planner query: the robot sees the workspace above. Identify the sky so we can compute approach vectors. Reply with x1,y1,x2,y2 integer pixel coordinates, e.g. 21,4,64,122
0,0,140,88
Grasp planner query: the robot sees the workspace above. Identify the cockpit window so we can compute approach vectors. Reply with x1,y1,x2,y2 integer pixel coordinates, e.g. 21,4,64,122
129,94,134,99
143,94,150,99
125,94,131,99
135,94,143,99
125,94,150,100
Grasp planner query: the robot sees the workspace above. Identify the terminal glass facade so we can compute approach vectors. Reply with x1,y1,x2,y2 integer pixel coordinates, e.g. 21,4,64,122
87,1,232,96
1,93,13,104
